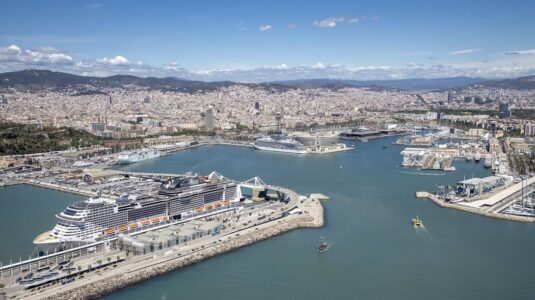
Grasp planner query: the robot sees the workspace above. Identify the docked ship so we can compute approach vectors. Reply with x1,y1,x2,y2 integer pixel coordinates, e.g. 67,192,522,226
253,112,307,154
484,155,492,168
33,173,242,253
116,148,161,164
254,135,307,154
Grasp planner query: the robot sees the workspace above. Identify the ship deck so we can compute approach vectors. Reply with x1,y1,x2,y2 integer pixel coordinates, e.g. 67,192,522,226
33,231,56,243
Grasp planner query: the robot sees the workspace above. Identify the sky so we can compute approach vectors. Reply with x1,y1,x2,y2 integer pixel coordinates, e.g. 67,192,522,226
1,0,535,82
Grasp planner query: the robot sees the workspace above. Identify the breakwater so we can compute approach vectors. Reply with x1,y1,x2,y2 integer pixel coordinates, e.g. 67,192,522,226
416,192,534,223
44,209,323,300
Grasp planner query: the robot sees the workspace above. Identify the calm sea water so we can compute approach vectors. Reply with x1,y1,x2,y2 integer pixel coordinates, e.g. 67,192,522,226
0,185,84,265
3,137,534,299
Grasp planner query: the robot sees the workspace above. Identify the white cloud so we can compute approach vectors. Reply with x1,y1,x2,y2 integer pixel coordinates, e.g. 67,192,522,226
503,49,535,56
288,24,297,29
7,45,21,53
97,55,130,65
1,44,535,82
259,25,272,31
348,18,359,23
450,48,480,55
0,44,72,64
313,17,345,28
85,3,103,9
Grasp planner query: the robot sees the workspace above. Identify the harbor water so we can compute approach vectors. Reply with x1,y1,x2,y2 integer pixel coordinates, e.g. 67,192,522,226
0,185,84,265
2,136,535,299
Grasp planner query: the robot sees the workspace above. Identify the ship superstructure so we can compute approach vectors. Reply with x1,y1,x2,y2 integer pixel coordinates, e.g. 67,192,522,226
254,135,307,154
34,172,242,253
117,148,160,164
253,113,307,154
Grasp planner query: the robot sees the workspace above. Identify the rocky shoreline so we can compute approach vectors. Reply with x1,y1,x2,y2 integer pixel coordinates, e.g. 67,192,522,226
45,207,323,300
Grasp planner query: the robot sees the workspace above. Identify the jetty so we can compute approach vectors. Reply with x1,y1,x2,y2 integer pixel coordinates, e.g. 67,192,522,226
416,177,535,223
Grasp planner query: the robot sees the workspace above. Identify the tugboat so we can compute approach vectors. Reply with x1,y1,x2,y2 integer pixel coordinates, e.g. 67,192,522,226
318,237,329,253
411,216,423,227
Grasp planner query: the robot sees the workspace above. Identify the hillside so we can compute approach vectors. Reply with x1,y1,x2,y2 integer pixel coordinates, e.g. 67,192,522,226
0,122,102,155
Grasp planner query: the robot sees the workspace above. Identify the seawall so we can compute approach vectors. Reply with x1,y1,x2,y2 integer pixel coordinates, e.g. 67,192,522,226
416,191,534,223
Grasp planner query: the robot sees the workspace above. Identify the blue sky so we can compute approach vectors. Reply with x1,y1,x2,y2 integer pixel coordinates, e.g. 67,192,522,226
1,0,534,81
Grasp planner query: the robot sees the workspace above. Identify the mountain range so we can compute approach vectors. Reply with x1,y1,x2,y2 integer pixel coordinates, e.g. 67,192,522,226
1,69,534,92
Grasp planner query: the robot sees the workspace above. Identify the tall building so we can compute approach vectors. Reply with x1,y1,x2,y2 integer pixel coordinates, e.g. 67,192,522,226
498,102,512,119
91,122,106,132
143,96,151,104
447,91,453,103
525,123,535,136
254,101,260,110
489,120,498,138
204,107,215,130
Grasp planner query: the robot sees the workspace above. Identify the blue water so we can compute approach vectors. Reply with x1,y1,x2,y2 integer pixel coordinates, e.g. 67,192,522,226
3,137,534,299
0,185,84,265
105,138,535,300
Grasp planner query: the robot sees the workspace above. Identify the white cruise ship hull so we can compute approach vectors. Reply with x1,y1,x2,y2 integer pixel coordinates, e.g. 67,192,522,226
117,150,160,164
254,144,307,154
33,231,94,254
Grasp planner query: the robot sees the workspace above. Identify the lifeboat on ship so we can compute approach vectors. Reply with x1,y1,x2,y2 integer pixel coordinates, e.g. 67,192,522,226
103,228,116,235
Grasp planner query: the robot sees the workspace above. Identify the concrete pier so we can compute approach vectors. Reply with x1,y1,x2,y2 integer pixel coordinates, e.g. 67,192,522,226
416,191,534,223
28,200,323,300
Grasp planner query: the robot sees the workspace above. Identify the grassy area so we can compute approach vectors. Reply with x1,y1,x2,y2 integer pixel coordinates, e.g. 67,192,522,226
0,122,102,155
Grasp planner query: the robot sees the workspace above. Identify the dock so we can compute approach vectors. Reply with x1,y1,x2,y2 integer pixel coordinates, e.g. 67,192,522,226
0,171,325,300
416,184,535,223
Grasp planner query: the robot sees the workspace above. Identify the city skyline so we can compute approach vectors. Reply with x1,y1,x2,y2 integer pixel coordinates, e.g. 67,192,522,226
1,0,535,81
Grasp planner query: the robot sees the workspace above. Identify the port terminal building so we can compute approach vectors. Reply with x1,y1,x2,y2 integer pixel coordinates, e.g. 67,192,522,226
118,220,223,255
456,176,513,198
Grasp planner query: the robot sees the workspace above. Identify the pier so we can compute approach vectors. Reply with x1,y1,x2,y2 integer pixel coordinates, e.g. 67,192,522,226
416,177,535,222
0,170,325,299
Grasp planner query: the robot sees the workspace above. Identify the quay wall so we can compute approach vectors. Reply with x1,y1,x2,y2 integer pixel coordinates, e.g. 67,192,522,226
416,192,534,223
25,180,96,197
45,210,323,300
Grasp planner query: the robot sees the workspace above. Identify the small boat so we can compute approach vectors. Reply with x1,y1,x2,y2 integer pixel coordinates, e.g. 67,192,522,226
411,216,423,227
465,154,473,162
318,237,329,252
474,153,481,162
383,145,387,149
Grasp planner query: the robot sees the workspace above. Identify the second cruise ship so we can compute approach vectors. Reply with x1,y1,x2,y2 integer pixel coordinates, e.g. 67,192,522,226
254,135,307,154
116,148,161,164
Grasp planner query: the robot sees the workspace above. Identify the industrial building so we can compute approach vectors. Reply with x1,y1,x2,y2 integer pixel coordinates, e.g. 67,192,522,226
456,176,513,198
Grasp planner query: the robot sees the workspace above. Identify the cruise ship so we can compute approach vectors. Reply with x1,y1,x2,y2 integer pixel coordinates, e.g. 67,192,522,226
33,173,242,253
116,148,161,164
254,135,307,154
